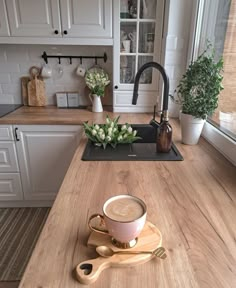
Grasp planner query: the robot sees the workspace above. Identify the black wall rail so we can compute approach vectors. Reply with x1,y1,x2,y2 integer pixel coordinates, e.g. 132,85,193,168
41,51,108,65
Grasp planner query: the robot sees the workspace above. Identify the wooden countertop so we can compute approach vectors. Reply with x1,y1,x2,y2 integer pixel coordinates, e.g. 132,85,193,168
0,106,118,125
13,111,236,288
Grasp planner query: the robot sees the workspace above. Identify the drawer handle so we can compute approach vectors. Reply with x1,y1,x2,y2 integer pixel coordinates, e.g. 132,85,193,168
14,128,20,141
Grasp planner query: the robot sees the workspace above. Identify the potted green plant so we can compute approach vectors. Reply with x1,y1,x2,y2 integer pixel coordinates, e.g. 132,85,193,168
85,67,110,113
171,45,224,144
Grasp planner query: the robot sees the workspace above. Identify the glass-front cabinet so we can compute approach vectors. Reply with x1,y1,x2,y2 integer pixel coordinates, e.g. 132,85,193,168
113,0,164,112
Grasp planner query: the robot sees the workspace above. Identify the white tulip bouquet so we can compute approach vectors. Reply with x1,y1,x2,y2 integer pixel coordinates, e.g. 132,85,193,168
85,68,110,97
83,115,141,149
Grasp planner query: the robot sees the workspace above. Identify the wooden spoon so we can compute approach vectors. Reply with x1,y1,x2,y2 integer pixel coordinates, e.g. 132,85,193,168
96,245,167,259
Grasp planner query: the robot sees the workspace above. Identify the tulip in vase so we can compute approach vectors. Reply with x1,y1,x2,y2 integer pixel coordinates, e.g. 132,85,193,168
85,68,110,113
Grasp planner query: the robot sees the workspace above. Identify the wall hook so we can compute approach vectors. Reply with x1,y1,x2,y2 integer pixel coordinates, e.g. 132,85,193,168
42,51,48,64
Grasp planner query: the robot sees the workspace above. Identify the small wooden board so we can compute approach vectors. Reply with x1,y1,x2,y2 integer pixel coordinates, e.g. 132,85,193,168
27,66,46,107
76,221,162,285
21,76,30,105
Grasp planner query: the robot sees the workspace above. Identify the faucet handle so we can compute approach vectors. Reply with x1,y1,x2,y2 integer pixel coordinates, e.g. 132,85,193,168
153,105,157,120
153,105,162,121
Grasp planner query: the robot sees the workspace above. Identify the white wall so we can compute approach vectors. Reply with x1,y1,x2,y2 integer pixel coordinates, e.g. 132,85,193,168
163,0,194,117
0,45,113,105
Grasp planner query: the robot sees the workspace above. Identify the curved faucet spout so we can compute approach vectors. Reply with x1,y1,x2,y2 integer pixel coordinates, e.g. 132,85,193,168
132,62,169,112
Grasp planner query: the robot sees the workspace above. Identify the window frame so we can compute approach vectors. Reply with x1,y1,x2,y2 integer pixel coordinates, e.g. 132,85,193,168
188,0,236,166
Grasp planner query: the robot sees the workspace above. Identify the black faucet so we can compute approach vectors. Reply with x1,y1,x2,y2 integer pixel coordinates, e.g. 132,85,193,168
132,62,169,123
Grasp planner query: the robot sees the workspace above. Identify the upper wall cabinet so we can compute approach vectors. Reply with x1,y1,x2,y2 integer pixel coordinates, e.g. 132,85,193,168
6,0,61,37
0,0,113,44
0,0,10,36
60,0,112,38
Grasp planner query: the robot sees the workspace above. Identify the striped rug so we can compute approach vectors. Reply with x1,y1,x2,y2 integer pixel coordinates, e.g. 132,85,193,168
0,207,50,281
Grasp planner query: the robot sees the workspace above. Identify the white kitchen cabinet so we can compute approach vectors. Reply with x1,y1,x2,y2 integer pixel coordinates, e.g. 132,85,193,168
0,125,23,201
1,0,112,44
0,0,10,36
60,0,112,38
0,142,19,172
0,125,14,140
113,0,164,112
0,174,23,201
15,125,82,201
6,0,61,37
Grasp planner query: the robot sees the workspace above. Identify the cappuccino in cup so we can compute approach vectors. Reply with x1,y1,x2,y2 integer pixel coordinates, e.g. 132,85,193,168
105,197,144,222
88,195,147,248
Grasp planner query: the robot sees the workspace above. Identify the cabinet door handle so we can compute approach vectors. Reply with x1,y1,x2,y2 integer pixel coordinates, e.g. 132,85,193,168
63,30,68,35
54,30,59,34
14,128,20,141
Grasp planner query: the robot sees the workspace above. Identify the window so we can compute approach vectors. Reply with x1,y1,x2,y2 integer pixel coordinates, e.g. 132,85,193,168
191,0,236,165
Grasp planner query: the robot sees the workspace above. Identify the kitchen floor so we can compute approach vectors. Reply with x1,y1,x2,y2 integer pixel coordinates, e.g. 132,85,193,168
0,207,50,286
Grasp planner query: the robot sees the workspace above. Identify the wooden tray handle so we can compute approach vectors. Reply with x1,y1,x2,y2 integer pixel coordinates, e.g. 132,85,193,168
76,257,111,285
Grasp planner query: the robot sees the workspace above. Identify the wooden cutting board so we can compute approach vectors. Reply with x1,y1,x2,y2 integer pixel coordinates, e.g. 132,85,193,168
21,76,30,105
76,221,162,285
27,66,46,106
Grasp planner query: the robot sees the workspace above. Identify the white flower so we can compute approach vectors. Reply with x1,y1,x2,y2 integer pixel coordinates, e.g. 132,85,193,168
123,133,128,139
106,136,111,142
94,124,100,130
127,126,133,133
121,124,127,131
85,68,110,96
108,131,112,136
99,128,104,133
110,122,114,128
113,128,117,132
106,118,110,124
108,127,113,133
92,129,97,135
100,134,105,140
133,130,137,136
118,135,123,141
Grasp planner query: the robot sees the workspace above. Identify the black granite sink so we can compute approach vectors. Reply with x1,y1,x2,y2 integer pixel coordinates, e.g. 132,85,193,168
82,123,183,161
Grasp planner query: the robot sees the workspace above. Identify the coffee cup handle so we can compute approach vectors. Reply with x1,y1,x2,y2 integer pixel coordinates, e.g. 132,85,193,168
88,214,110,235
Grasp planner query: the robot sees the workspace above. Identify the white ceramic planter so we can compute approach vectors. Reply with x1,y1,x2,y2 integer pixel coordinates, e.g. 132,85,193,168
180,113,206,145
89,94,103,113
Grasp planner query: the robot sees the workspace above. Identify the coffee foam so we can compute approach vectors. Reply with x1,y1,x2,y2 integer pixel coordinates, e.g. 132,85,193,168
105,197,144,222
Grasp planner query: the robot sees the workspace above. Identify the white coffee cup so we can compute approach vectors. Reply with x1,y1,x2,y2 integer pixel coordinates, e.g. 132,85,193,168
76,65,86,77
88,195,147,248
122,40,131,53
41,64,52,79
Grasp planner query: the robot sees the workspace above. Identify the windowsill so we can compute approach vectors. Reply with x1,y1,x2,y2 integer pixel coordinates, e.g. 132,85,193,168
202,121,236,166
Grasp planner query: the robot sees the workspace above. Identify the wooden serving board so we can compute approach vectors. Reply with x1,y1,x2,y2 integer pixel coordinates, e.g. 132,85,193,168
27,66,46,107
76,221,162,285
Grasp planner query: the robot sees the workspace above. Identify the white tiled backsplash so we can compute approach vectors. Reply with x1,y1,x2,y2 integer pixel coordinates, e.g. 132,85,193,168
0,44,113,105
